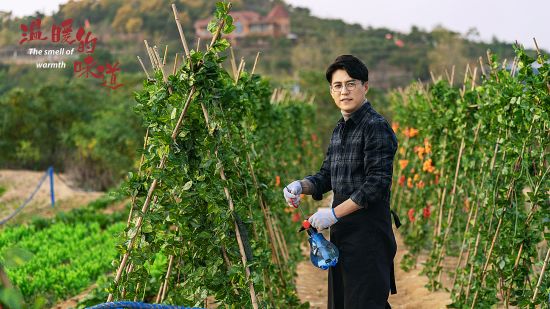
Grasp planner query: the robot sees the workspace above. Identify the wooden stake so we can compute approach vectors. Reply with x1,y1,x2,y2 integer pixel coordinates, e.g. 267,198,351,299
137,56,151,80
144,40,157,70
479,57,486,77
196,37,201,52
163,45,168,66
532,240,550,301
235,57,245,84
470,66,477,90
430,71,437,84
251,52,260,75
153,46,168,84
171,4,190,58
450,65,455,86
434,137,466,281
172,53,179,75
230,47,238,78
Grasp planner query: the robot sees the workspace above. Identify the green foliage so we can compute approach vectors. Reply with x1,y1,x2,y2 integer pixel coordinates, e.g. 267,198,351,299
0,193,126,307
390,45,549,307
108,4,317,307
0,81,143,190
0,222,125,306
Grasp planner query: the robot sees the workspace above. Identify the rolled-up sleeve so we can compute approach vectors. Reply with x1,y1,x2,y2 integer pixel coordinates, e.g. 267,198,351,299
350,119,397,208
304,144,332,201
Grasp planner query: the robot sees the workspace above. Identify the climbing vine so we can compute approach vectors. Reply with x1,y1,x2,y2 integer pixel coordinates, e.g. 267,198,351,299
108,3,320,308
390,45,549,307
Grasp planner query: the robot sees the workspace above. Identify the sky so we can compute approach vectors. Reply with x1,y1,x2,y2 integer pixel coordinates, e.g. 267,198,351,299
2,0,549,51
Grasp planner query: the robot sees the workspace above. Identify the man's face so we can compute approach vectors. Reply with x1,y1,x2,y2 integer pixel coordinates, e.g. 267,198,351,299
329,69,369,113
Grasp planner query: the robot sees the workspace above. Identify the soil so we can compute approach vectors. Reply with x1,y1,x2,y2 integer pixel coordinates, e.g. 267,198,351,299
0,169,103,225
295,229,452,308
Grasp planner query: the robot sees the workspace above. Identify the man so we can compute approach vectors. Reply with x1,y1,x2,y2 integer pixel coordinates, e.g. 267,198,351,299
283,55,399,309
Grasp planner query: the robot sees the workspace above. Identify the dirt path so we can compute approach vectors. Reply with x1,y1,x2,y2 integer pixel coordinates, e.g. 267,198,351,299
295,228,452,308
0,169,103,225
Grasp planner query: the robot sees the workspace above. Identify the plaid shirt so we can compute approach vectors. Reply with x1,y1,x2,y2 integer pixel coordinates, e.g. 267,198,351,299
305,101,398,209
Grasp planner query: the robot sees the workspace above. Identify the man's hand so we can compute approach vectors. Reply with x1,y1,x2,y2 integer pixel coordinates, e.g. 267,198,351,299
283,180,302,207
308,208,338,230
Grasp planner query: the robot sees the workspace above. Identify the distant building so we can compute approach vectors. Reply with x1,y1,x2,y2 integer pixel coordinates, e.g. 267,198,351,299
194,4,290,40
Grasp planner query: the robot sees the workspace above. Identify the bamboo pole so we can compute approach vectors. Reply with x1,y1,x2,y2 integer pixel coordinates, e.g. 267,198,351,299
470,66,478,90
229,47,238,77
235,57,245,83
450,65,455,86
470,127,534,307
144,40,156,70
172,53,179,75
478,57,486,77
251,52,261,75
199,101,258,309
171,4,190,58
153,46,168,84
452,155,488,293
532,246,550,302
163,45,168,66
137,56,151,80
434,137,466,282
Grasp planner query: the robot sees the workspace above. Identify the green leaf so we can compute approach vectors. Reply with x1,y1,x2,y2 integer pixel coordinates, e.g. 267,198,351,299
207,20,217,34
0,288,24,309
183,180,193,190
2,247,33,268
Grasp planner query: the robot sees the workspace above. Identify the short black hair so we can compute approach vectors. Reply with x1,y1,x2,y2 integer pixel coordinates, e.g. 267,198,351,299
325,55,369,83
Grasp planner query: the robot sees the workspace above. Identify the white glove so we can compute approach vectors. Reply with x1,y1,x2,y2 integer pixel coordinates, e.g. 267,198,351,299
283,180,302,208
308,208,338,230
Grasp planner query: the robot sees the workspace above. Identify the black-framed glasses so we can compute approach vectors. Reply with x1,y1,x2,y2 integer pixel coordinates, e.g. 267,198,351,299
330,80,362,93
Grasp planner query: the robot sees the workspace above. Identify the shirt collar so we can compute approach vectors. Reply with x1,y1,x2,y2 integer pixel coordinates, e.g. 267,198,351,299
338,100,371,125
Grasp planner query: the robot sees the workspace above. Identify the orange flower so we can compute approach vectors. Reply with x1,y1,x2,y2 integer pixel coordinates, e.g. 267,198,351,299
413,174,420,182
275,175,281,187
403,127,419,138
423,138,432,154
391,122,399,133
414,146,425,160
399,160,409,169
416,180,425,189
399,147,406,156
398,175,406,186
407,177,413,188
423,159,435,173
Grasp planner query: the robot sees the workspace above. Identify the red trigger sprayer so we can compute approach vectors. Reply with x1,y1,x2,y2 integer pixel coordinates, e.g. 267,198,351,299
286,186,339,270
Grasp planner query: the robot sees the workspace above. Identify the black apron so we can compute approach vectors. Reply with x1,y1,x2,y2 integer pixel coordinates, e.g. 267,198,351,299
328,193,398,309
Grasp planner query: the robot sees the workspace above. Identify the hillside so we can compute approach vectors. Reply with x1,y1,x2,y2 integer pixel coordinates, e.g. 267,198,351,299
0,0,532,189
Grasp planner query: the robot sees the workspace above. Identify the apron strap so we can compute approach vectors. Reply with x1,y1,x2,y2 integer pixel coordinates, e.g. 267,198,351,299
390,261,397,294
391,210,401,229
